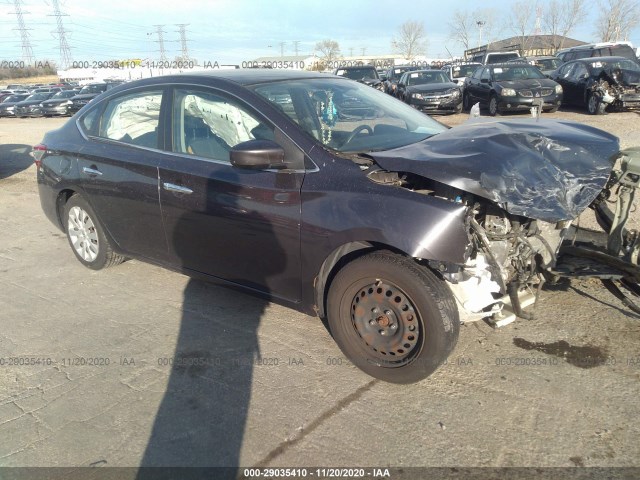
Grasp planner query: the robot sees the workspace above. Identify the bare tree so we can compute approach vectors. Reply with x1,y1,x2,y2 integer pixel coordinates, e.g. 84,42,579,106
509,1,537,55
595,0,640,41
543,0,588,52
448,8,503,57
391,21,428,60
448,10,474,51
314,39,341,67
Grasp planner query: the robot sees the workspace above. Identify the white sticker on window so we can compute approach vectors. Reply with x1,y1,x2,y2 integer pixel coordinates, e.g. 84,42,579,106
410,73,419,78
493,68,503,73
336,70,345,76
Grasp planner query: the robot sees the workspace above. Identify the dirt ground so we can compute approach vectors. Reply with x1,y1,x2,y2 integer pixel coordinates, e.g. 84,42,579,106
0,107,639,477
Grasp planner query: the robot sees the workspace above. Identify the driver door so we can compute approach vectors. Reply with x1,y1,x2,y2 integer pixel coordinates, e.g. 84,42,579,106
158,87,304,302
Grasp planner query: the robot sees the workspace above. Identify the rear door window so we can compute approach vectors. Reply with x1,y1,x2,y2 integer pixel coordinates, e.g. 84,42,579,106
98,90,163,148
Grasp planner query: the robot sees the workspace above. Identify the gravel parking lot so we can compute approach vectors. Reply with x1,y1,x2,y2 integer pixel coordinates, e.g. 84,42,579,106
1,109,639,477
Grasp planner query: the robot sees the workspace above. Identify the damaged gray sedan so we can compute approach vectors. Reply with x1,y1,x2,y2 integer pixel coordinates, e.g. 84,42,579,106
36,71,637,384
551,56,640,114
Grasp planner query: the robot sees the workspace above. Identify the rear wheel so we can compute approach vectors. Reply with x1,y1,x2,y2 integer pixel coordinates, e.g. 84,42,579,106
546,106,559,113
64,195,125,270
327,252,459,384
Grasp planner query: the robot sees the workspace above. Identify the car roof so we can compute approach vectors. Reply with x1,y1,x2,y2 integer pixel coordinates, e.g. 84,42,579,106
569,56,633,63
485,63,532,68
334,65,375,70
136,69,343,87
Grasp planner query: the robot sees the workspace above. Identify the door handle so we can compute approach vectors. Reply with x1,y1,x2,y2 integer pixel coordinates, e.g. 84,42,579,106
163,182,193,194
82,166,102,176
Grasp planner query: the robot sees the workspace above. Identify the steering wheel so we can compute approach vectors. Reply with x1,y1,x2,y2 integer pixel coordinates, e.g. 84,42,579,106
343,125,373,146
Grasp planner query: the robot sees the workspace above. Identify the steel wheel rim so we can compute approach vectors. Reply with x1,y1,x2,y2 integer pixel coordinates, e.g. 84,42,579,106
350,280,421,365
67,206,99,262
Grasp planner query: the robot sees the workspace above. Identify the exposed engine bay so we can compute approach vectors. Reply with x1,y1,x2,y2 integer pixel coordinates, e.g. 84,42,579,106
368,168,569,326
591,65,640,112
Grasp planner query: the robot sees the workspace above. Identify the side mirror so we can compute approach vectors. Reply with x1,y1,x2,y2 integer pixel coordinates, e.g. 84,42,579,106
380,75,387,81
230,139,286,169
480,78,490,84
397,82,405,88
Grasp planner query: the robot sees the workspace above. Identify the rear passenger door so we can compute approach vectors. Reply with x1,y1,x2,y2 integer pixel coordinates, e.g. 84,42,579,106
76,88,169,260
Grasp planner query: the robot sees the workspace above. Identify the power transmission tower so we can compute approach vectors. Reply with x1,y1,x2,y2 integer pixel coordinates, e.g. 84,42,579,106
349,47,354,57
175,24,190,60
534,6,542,36
49,0,72,69
153,25,168,62
292,40,300,56
10,0,35,64
278,41,286,57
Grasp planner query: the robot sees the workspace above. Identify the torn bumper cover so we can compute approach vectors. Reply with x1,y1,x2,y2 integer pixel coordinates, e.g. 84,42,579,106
369,119,621,324
371,118,619,223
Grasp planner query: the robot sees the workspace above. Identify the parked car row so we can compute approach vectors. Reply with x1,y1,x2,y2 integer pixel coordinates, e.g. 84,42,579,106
336,54,638,117
0,81,124,118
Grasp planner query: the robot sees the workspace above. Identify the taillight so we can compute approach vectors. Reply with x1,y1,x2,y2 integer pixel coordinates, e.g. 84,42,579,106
31,144,47,168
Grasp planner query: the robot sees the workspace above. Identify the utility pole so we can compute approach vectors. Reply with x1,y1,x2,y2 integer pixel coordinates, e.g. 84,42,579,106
278,41,286,57
153,25,168,62
292,40,300,56
361,47,366,56
49,0,73,70
175,24,190,60
349,47,354,57
10,0,35,65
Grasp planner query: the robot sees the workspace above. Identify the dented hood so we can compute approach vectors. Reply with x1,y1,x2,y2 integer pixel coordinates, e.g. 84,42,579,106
370,118,619,222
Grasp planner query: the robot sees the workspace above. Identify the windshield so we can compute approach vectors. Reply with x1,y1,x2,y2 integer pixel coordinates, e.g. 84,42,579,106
406,71,450,85
79,84,106,94
591,59,640,72
487,53,520,63
51,91,76,99
534,58,561,70
25,93,49,101
4,95,27,102
451,64,479,78
491,65,546,81
336,68,379,80
252,78,447,153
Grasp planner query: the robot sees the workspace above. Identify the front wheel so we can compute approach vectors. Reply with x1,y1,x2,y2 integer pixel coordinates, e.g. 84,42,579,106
587,93,606,115
64,195,126,270
488,94,499,116
327,252,459,384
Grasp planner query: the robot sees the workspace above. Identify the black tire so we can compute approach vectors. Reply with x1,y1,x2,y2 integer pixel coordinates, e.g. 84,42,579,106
64,194,125,270
546,106,559,113
587,93,606,115
326,251,459,384
462,91,471,112
488,94,499,116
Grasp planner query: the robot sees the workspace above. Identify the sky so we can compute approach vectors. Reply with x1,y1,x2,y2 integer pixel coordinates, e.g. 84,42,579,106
0,0,639,67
